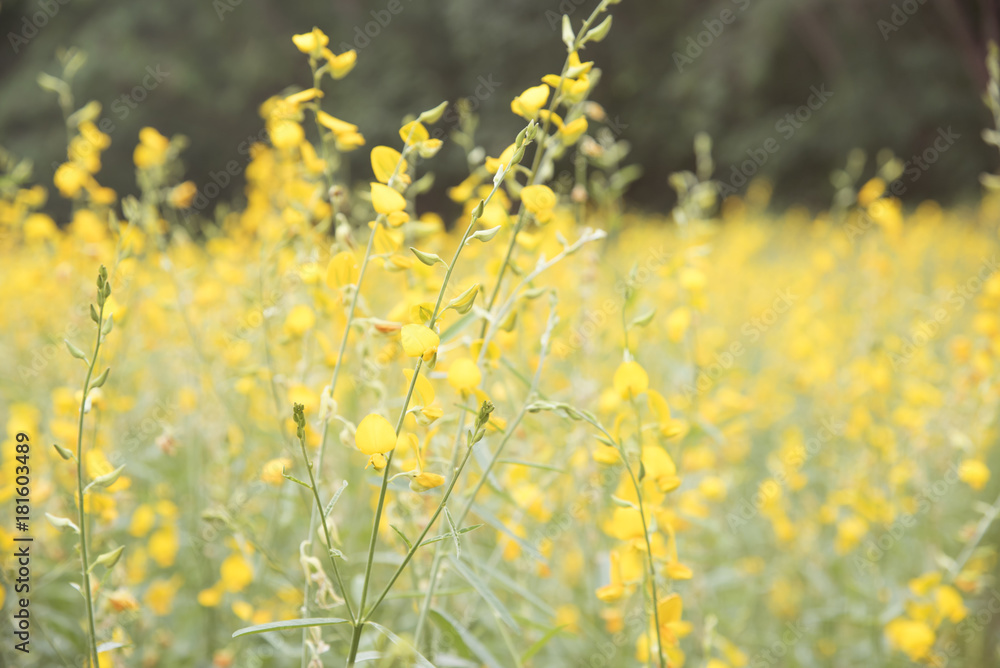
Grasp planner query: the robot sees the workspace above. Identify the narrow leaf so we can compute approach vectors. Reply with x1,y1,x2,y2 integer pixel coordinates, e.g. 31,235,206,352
232,617,350,638
365,620,437,668
431,608,505,668
447,554,520,630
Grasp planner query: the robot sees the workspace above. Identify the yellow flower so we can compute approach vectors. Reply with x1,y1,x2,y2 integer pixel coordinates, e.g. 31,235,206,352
292,28,329,54
145,576,183,616
220,553,253,593
108,588,140,612
54,162,90,198
261,458,292,485
400,324,440,360
148,526,179,568
885,617,935,662
326,251,360,289
133,127,170,168
511,84,550,119
410,472,446,492
520,184,557,223
371,146,408,184
959,459,990,490
399,120,430,145
168,181,198,208
128,504,156,537
559,116,588,145
355,413,397,455
325,49,357,79
447,358,482,393
283,304,316,337
371,182,407,214
198,584,224,608
316,111,358,135
284,88,324,106
613,360,649,399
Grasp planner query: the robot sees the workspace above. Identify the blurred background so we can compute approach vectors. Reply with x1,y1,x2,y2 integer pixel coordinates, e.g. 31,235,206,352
0,0,998,219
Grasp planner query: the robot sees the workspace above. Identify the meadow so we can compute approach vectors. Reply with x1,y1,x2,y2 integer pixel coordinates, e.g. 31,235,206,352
2,2,1000,667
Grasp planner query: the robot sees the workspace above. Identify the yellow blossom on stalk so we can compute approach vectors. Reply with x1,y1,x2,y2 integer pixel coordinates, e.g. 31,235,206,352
261,458,292,485
283,88,324,106
145,576,183,616
220,553,253,592
410,471,446,492
559,116,588,145
326,251,359,289
355,413,397,456
168,181,197,208
520,184,557,223
198,584,224,608
133,127,170,168
511,84,550,119
283,304,316,337
371,182,407,214
596,550,626,601
371,146,409,184
447,358,482,393
323,48,357,79
958,458,990,490
885,618,935,662
400,324,440,361
54,162,90,198
399,120,429,145
316,111,358,135
108,589,140,613
613,360,649,399
148,525,179,568
129,504,156,537
485,144,515,174
292,28,328,54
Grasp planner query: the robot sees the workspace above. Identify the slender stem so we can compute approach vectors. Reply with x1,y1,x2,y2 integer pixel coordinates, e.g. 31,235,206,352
76,299,105,668
363,440,479,619
296,423,355,622
346,151,520,668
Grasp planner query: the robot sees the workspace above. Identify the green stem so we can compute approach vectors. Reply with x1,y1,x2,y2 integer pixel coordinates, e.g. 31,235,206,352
296,423,355,623
76,299,105,668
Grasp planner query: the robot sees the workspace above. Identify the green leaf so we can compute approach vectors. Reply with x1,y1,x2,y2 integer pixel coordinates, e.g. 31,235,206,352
323,480,348,517
418,524,484,548
447,554,520,631
443,507,461,558
53,443,75,460
629,308,656,329
467,225,502,245
520,625,567,663
561,14,575,51
64,339,88,362
90,545,125,572
430,608,505,668
365,620,436,668
439,310,476,343
410,247,446,267
87,464,126,490
90,367,111,389
232,617,350,638
390,524,413,550
45,513,80,533
96,641,128,654
497,458,566,474
282,472,311,489
582,15,613,44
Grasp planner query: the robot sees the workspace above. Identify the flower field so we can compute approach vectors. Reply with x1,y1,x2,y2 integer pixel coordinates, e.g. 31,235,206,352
3,2,1000,667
